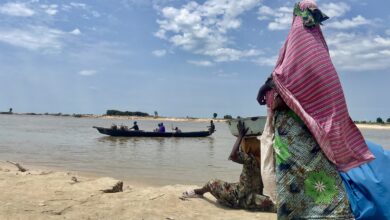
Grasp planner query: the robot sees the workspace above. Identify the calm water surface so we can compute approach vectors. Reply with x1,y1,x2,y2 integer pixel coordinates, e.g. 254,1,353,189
0,115,389,186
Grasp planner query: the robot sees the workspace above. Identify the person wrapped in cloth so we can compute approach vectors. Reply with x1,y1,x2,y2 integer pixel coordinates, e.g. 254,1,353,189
181,121,275,212
256,0,370,219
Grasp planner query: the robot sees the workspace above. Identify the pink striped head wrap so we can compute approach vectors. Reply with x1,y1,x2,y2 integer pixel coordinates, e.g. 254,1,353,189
271,1,375,171
299,0,317,10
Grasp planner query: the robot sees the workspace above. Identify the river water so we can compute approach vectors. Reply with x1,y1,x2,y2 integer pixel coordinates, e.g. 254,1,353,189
0,114,389,186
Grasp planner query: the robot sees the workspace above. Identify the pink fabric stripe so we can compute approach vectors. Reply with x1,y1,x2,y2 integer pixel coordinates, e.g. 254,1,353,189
271,4,375,171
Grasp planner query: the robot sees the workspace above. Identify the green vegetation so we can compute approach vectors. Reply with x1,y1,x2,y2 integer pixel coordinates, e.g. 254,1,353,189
223,115,233,119
106,110,149,117
354,117,390,125
213,113,218,119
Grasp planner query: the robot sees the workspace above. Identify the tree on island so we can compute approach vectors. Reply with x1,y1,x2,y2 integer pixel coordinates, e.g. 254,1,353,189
154,111,158,118
106,110,149,117
224,115,233,119
387,118,390,123
377,117,384,124
213,113,218,119
9,108,12,113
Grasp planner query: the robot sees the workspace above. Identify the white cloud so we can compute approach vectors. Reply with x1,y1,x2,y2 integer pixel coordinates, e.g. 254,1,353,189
79,70,97,76
258,2,354,31
258,6,292,31
70,28,82,35
63,2,100,19
156,0,263,62
152,49,167,57
327,32,390,71
187,60,214,66
255,32,390,71
257,5,273,20
320,2,350,18
327,15,370,29
0,2,35,17
253,55,277,66
69,2,87,9
41,4,58,15
0,26,64,51
204,48,262,62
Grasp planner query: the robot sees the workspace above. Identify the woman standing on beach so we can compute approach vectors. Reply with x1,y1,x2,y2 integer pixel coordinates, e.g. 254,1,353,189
257,0,374,219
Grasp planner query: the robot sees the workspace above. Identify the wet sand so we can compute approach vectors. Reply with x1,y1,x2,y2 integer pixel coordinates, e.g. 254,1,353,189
0,162,276,220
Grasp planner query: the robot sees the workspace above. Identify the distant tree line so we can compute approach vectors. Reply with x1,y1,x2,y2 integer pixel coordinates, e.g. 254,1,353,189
223,115,233,119
354,117,390,124
106,110,149,117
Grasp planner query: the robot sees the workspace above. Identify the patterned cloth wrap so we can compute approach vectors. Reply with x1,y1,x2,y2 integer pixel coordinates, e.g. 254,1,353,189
206,151,275,212
270,0,374,171
273,109,353,219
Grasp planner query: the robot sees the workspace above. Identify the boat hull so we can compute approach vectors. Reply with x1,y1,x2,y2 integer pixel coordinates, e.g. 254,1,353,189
93,127,212,138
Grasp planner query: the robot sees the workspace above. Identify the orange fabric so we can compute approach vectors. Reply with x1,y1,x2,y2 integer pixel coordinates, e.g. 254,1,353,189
241,137,260,165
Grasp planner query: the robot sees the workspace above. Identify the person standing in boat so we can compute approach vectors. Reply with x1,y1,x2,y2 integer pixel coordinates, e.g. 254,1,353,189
208,120,215,133
129,121,139,131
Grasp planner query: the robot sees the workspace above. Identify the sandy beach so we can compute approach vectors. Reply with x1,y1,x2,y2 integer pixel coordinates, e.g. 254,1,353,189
0,162,276,220
356,124,390,130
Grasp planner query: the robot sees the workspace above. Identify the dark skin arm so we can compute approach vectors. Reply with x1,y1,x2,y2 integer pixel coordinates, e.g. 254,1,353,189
228,121,248,164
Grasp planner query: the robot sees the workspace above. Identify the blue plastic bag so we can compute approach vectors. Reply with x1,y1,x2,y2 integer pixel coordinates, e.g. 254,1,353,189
340,141,390,220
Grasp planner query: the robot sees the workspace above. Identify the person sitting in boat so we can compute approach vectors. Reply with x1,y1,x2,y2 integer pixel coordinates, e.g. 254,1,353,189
159,123,166,133
174,127,182,133
207,120,215,133
153,123,160,132
129,121,139,131
181,122,275,212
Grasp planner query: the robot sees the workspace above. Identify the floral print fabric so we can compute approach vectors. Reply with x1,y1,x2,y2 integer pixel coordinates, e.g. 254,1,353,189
274,110,353,219
206,151,275,212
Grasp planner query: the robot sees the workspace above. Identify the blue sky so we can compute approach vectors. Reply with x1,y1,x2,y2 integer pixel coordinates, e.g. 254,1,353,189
0,0,389,120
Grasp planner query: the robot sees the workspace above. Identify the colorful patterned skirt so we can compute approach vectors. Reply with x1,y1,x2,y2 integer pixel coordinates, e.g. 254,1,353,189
206,179,275,212
273,110,353,219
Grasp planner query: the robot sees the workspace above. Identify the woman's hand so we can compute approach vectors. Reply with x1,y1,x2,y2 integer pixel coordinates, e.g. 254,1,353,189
237,121,249,137
228,121,248,163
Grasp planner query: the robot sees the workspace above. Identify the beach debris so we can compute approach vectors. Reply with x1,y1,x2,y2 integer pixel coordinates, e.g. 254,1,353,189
166,217,175,220
71,176,79,183
179,196,189,201
149,194,165,200
6,161,28,172
39,171,53,175
100,181,123,193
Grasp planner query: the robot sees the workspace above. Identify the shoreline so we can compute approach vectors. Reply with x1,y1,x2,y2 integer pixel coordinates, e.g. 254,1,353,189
1,113,228,123
3,113,390,128
5,113,390,129
356,124,390,130
0,161,276,219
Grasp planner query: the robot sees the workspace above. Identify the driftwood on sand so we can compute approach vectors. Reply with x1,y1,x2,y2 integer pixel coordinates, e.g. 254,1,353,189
6,161,28,172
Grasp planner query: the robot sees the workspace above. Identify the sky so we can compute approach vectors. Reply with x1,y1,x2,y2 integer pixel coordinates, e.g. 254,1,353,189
0,0,389,120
